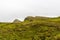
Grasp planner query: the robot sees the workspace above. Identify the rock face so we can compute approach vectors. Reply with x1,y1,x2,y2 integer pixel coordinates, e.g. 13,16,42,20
13,19,21,23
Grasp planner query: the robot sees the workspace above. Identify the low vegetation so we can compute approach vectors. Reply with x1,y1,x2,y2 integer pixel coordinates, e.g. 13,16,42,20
0,16,60,40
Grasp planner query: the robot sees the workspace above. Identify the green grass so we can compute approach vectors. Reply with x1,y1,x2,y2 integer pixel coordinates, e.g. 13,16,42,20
0,16,60,40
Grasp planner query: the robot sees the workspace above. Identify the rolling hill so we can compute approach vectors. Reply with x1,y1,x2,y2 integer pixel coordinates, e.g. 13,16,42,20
0,16,60,40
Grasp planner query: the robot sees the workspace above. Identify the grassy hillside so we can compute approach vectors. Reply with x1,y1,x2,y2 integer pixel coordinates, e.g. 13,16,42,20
0,16,60,40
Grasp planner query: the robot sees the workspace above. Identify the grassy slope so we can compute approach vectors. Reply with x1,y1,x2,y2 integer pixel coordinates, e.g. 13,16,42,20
0,16,60,40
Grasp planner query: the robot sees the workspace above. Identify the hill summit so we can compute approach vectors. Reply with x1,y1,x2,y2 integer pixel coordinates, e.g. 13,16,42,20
13,19,21,23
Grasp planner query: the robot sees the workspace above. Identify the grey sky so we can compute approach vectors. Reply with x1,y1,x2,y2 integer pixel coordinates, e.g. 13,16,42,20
0,0,60,22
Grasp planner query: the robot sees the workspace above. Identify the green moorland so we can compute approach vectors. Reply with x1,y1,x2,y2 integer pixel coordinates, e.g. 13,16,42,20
0,16,60,40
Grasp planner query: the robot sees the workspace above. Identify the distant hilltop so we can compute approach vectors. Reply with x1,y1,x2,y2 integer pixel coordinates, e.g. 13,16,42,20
13,19,21,23
12,16,50,23
12,16,60,23
0,16,60,23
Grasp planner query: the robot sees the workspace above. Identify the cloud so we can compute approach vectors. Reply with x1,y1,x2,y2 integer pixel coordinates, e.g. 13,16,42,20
0,0,60,22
